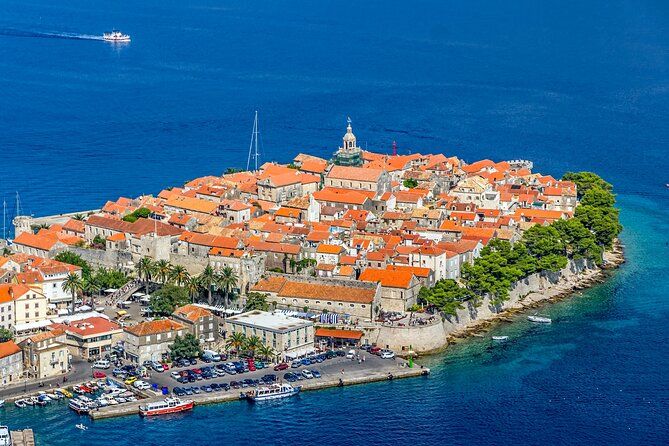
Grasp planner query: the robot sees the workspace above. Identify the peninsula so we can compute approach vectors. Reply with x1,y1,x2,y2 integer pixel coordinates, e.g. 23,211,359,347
0,120,623,399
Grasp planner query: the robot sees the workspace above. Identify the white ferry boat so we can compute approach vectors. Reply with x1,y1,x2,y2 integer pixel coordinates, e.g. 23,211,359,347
528,315,552,324
245,383,301,402
0,426,10,446
103,30,131,42
139,397,194,417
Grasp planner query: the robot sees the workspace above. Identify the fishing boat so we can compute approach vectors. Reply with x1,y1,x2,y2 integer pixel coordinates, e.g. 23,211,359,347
139,397,194,417
0,426,10,446
492,336,509,342
103,30,131,42
244,383,301,402
68,399,91,415
528,315,552,324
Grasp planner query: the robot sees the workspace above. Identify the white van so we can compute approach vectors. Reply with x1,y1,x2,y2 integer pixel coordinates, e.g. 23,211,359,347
202,350,221,362
92,360,110,369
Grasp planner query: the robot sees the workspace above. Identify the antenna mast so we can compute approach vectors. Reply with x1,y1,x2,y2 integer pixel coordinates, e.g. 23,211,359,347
246,111,260,171
15,192,21,216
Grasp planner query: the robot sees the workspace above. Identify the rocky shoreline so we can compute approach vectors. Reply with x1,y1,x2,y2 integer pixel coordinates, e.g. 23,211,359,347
421,240,626,354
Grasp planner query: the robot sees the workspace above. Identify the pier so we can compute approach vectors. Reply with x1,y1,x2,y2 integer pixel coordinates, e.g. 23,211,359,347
90,360,429,420
10,429,35,446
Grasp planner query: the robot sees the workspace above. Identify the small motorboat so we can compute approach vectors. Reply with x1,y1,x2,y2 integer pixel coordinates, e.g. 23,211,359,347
76,423,88,431
0,399,4,407
14,399,27,408
24,398,34,406
528,315,552,324
492,336,509,342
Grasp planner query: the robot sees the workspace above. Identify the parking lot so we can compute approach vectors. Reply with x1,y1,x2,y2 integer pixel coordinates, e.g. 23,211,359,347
141,348,401,396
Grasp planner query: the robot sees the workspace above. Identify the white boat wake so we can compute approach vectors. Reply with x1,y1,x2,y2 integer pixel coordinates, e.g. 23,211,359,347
0,28,104,41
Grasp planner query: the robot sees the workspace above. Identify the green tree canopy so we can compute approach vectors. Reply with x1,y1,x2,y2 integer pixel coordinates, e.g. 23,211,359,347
54,251,91,278
169,333,202,360
245,292,269,311
403,178,418,189
122,207,152,223
418,279,474,316
0,328,14,342
562,171,613,199
149,284,190,315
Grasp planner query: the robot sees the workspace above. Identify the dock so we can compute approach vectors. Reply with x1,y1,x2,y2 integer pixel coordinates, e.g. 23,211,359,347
10,429,35,446
90,363,429,420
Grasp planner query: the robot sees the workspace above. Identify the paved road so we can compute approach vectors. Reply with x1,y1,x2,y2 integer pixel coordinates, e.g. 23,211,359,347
0,358,93,400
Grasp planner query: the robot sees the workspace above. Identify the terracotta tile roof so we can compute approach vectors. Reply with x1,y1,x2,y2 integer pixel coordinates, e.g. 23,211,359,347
314,328,363,340
339,255,359,265
0,284,31,303
336,265,355,276
316,244,344,255
0,340,21,359
312,188,370,206
179,232,241,249
359,267,415,289
278,280,376,304
386,264,432,278
107,233,126,242
299,158,328,174
252,276,287,293
23,328,65,344
247,240,301,255
275,207,301,218
165,195,218,214
124,319,184,337
173,304,213,322
13,232,60,251
62,219,85,233
307,231,331,243
327,165,384,182
52,317,121,337
316,263,336,271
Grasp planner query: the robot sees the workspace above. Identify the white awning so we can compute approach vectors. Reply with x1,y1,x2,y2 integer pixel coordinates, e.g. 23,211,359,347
104,288,118,293
76,305,93,312
284,346,316,359
14,320,52,332
131,292,145,297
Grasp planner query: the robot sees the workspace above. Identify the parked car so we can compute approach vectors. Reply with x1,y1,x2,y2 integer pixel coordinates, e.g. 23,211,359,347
124,376,138,385
369,346,381,355
92,360,110,369
311,370,321,378
170,371,181,380
346,349,356,359
151,361,164,372
290,360,302,368
302,369,313,379
173,387,185,396
133,380,150,390
92,371,106,379
380,349,395,359
274,362,289,371
283,372,298,382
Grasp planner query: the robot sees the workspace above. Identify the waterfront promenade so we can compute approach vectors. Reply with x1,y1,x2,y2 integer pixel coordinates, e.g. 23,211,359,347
90,354,429,420
0,358,91,402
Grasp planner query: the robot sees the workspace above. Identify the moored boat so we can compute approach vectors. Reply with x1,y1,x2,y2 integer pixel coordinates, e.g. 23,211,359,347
68,399,91,415
245,383,301,402
0,426,10,446
139,397,194,417
14,399,27,408
492,335,509,342
528,315,552,324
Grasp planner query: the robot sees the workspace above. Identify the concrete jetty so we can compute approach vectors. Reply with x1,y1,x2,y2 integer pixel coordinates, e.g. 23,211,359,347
90,363,429,420
10,429,35,446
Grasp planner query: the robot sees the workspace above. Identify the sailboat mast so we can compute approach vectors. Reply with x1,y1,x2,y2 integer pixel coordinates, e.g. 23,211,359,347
254,111,259,171
246,111,260,172
2,200,6,240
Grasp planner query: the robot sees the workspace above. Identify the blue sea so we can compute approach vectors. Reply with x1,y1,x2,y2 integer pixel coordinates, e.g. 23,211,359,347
1,0,669,444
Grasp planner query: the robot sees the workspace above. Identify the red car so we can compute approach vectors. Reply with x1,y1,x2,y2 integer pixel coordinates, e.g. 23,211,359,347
161,363,170,371
247,359,256,372
273,362,289,371
93,371,106,379
369,346,382,355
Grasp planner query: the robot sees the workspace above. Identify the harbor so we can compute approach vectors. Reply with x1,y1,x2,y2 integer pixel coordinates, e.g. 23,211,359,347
90,354,429,420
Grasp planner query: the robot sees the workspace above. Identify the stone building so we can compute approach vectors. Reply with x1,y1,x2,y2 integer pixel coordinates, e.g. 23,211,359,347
19,329,70,380
124,319,186,364
0,340,23,387
171,304,218,346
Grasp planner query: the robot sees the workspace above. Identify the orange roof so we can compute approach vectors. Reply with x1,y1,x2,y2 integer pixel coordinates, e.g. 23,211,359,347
13,232,60,251
52,317,121,337
327,165,384,182
513,209,567,221
312,188,370,206
314,328,363,340
23,328,65,344
300,158,328,174
336,265,355,276
0,284,31,303
165,195,218,214
339,255,358,265
386,264,432,278
275,207,301,219
107,233,126,242
0,340,21,359
62,219,85,233
359,268,415,289
316,244,344,255
125,319,184,336
179,232,240,249
173,304,213,322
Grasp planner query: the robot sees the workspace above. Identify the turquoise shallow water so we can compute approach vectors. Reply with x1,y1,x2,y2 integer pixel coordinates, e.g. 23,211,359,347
2,0,669,444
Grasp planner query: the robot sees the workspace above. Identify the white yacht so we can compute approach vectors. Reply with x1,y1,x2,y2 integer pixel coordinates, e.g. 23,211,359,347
103,30,131,42
244,383,301,402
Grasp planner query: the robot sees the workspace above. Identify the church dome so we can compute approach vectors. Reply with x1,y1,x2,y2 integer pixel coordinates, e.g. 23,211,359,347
343,124,356,142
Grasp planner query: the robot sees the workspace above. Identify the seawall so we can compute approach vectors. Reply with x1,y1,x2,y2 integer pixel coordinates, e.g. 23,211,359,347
366,242,625,354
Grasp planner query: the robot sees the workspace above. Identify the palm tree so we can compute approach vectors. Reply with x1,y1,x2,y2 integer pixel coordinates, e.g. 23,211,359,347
73,213,85,221
62,273,84,314
170,265,190,287
257,344,275,362
198,265,217,306
136,257,155,295
216,266,239,310
244,335,262,358
155,259,172,284
184,276,201,303
226,332,246,355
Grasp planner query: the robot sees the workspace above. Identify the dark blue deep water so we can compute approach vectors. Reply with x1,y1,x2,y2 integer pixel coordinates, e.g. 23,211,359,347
1,1,668,444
